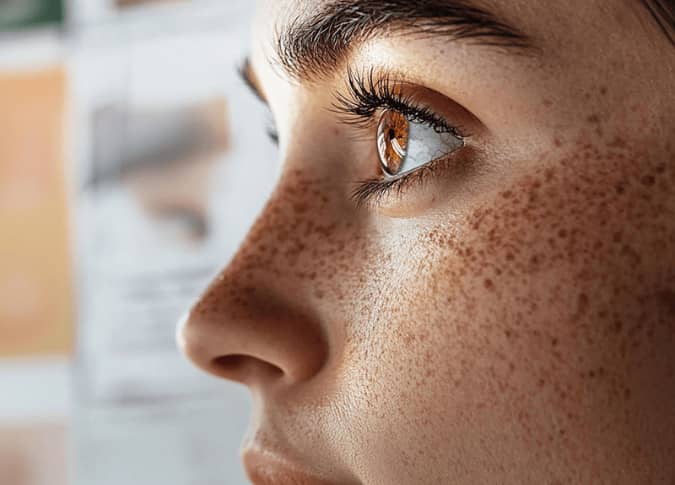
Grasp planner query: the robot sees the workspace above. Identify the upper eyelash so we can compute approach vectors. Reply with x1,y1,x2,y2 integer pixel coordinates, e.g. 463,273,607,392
266,117,279,145
332,68,463,138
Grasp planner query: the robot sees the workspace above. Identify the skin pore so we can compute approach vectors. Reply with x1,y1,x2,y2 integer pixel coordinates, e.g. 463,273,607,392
179,1,675,484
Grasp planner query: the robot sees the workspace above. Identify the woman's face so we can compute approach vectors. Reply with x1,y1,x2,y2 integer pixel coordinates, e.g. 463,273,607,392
179,1,675,483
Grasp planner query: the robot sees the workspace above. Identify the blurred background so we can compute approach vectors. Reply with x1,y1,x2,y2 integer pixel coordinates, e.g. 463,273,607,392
0,1,278,483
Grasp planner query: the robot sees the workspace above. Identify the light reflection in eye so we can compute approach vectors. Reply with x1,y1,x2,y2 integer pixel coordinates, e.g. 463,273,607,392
377,110,409,175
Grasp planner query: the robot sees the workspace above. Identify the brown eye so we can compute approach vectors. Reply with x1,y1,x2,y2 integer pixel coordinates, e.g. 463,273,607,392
377,110,409,176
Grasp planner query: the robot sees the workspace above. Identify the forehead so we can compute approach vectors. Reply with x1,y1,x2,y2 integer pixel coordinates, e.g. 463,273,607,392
256,0,605,32
250,0,659,102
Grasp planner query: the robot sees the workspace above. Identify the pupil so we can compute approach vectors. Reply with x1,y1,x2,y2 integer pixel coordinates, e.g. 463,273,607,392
388,128,396,140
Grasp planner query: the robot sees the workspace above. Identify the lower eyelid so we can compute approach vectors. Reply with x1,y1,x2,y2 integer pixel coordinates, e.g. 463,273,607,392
354,142,476,210
353,160,442,207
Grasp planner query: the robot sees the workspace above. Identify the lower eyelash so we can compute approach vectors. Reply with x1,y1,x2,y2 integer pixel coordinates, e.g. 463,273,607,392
351,162,441,207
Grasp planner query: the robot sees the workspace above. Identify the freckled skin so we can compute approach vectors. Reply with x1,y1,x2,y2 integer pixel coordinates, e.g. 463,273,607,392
180,1,675,483
364,140,675,483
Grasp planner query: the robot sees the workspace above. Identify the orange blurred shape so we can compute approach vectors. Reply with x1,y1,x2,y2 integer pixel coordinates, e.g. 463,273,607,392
0,66,73,357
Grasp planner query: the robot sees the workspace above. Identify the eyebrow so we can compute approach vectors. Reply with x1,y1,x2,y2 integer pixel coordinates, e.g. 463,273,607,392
274,0,536,82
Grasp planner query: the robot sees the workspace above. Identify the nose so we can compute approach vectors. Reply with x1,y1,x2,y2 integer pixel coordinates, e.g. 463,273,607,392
177,168,330,387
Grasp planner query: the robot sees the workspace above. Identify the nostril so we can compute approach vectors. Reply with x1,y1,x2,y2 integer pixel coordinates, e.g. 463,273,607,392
212,354,247,372
211,355,284,382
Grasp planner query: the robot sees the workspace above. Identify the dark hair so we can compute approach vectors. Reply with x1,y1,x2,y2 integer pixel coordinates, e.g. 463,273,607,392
641,0,675,45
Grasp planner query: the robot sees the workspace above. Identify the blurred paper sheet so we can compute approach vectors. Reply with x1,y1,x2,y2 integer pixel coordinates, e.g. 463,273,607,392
70,6,275,483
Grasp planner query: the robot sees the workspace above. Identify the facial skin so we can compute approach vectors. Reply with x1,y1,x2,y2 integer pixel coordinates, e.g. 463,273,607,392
178,1,675,483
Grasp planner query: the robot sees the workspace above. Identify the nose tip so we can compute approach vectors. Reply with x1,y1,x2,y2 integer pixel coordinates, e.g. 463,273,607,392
177,286,328,387
177,165,337,390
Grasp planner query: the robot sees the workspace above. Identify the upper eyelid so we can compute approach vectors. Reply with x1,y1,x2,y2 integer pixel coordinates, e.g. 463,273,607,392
331,71,466,139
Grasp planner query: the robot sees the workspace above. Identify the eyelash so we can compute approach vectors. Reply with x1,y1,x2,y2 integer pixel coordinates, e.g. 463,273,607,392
332,68,465,207
266,117,279,144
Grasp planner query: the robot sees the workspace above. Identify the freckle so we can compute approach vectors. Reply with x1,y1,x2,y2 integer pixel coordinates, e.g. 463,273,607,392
292,202,309,214
657,290,675,318
640,174,655,186
599,86,607,95
576,293,589,315
621,244,641,265
553,138,562,147
551,337,558,347
557,229,567,239
587,114,600,124
608,137,626,148
502,190,513,199
544,168,556,181
543,98,553,107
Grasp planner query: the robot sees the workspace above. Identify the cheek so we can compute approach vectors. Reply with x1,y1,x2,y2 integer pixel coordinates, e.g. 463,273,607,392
341,143,674,480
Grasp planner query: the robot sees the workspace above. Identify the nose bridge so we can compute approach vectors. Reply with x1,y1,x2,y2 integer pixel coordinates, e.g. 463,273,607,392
179,165,337,385
224,165,337,284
